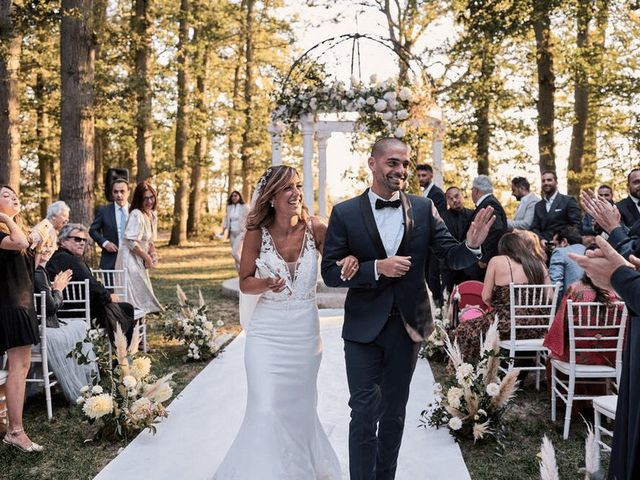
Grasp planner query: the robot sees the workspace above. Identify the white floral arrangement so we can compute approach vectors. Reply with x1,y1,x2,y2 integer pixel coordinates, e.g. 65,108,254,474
421,316,449,360
271,69,436,143
76,324,173,440
422,319,520,443
163,285,225,362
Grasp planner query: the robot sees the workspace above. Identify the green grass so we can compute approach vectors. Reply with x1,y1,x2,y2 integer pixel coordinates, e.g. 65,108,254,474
430,361,609,479
0,235,240,480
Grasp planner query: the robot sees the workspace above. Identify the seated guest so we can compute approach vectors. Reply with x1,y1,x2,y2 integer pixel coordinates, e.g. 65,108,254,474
514,229,548,264
45,223,135,343
453,232,550,359
549,226,586,299
33,239,98,403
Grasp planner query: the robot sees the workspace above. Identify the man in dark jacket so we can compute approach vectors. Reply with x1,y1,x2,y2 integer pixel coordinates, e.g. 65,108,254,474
531,171,581,249
616,168,640,229
441,186,474,292
464,175,507,281
47,223,135,342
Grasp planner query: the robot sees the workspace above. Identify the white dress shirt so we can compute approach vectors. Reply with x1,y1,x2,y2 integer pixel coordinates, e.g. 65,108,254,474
422,182,434,198
544,191,559,213
368,189,404,258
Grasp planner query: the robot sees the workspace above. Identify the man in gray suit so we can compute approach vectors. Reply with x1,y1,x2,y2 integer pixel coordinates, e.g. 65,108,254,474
508,176,539,230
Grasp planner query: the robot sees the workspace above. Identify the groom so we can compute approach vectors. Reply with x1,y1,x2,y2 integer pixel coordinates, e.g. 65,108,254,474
321,137,495,480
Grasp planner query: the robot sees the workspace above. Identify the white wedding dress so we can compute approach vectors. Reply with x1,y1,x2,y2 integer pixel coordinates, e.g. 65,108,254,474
213,222,342,480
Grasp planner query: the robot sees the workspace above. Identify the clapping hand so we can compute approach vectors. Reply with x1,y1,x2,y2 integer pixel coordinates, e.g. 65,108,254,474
337,255,359,281
465,206,495,249
52,269,73,292
580,190,621,234
568,236,633,291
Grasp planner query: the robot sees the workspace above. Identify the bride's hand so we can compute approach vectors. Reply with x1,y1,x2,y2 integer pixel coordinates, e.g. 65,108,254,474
337,255,359,281
265,276,287,293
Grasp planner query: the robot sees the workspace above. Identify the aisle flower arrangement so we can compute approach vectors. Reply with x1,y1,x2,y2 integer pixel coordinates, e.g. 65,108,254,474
422,319,519,443
421,317,448,361
75,324,174,440
163,285,225,362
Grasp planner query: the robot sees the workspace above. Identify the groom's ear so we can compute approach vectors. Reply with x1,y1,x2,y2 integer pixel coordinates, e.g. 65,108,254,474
367,156,375,170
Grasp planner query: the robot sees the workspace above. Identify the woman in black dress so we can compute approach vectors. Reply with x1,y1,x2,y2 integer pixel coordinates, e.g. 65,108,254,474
0,185,43,452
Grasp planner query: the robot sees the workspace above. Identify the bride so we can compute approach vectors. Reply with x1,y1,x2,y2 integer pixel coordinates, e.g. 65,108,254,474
213,166,358,480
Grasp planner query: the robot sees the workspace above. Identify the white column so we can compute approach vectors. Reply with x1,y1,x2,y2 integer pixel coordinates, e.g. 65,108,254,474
316,131,331,218
268,122,283,165
300,114,315,214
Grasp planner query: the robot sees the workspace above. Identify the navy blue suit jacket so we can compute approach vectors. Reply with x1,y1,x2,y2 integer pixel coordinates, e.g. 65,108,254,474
89,203,119,269
321,190,479,343
531,193,582,242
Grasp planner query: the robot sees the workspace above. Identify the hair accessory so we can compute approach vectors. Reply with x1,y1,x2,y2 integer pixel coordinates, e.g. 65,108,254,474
252,167,276,207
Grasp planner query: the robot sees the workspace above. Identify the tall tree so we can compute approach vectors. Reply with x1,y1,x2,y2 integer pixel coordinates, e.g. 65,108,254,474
59,0,96,225
133,0,153,181
169,0,190,245
93,0,107,195
532,0,557,173
239,0,255,201
35,71,54,217
0,0,23,191
567,0,591,197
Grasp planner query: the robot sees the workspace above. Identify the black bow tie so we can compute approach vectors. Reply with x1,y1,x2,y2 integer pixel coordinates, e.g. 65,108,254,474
375,198,402,210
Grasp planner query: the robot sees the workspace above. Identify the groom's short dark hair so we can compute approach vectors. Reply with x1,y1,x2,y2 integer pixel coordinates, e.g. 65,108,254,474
371,137,408,158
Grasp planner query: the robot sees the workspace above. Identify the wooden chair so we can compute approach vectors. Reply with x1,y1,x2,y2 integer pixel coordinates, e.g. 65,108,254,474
26,292,57,420
91,268,147,352
499,283,561,390
550,300,627,439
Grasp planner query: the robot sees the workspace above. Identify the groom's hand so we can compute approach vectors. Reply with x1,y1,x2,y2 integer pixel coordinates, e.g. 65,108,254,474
377,256,411,278
465,206,496,249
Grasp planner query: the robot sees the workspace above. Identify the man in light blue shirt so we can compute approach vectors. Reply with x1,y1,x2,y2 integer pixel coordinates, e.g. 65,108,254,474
549,225,586,299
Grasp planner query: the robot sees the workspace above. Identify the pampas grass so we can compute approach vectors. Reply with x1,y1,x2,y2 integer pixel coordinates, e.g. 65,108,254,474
482,317,501,385
176,284,188,306
491,368,520,408
114,323,129,377
538,435,560,480
583,422,599,478
129,321,140,356
445,335,464,369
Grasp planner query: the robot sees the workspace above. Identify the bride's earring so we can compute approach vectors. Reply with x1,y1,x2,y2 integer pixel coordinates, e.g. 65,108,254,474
270,200,274,208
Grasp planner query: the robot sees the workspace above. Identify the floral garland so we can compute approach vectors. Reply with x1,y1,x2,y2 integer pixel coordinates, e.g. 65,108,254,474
271,73,436,144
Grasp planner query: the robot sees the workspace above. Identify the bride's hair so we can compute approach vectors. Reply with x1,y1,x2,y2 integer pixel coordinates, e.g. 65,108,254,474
246,165,309,230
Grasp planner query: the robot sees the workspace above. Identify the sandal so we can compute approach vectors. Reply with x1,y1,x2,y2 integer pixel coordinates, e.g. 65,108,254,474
2,428,44,453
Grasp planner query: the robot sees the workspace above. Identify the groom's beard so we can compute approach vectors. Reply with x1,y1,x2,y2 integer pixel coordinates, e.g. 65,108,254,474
385,174,406,192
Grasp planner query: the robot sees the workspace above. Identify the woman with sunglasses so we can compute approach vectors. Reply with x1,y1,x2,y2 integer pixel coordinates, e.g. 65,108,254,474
45,224,136,344
115,181,163,315
0,185,44,453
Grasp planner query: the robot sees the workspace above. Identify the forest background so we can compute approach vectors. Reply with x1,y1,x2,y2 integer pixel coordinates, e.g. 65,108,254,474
0,0,639,245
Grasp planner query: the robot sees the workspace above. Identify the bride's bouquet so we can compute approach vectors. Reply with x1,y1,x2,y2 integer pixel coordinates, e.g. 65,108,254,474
422,319,519,443
163,285,225,361
75,324,173,440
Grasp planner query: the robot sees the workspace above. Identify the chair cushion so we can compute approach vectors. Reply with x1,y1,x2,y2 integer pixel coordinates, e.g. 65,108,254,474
499,338,545,350
593,394,618,416
551,359,616,377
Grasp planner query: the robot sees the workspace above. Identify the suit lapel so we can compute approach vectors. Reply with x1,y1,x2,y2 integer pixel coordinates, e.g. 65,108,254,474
397,192,413,253
359,190,387,259
109,203,117,228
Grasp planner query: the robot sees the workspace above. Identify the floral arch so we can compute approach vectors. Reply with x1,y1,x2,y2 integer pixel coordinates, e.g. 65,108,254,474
268,34,445,217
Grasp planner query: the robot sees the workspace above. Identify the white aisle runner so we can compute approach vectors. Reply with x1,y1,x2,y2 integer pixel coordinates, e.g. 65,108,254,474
94,311,470,480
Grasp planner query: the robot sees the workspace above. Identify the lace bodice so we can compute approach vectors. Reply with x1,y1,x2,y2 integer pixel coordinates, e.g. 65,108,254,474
256,221,317,302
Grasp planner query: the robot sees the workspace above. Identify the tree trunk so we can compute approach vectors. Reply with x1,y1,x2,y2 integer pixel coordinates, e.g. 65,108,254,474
475,49,495,175
227,59,241,194
59,0,95,225
0,0,22,192
187,32,208,237
134,0,153,182
93,0,106,197
35,72,53,217
567,0,591,197
533,0,556,173
169,0,190,246
239,0,255,201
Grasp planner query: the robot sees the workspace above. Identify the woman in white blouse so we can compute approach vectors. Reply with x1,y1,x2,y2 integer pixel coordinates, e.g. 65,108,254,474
115,181,163,315
222,191,249,271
